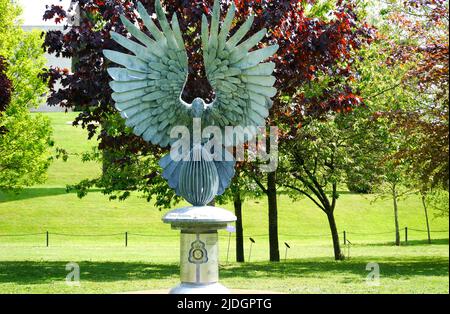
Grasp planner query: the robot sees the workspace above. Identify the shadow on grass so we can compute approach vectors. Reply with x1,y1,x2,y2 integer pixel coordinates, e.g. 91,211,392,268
0,188,102,202
0,255,447,285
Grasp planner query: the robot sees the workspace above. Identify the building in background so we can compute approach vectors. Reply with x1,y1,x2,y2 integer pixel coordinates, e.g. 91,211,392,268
20,0,73,112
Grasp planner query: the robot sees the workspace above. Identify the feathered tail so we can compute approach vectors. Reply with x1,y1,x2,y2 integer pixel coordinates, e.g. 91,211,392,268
159,146,235,196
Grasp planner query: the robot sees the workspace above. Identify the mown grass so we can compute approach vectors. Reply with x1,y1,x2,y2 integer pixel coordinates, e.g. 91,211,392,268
0,251,447,293
0,112,448,293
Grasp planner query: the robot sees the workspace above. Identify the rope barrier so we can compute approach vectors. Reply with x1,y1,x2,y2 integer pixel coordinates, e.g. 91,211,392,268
0,232,45,237
51,232,124,237
279,233,331,237
0,229,447,240
128,232,178,237
218,233,332,238
347,230,397,235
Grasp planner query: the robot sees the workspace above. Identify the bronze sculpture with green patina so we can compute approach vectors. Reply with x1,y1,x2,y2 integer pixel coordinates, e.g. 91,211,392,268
103,0,278,207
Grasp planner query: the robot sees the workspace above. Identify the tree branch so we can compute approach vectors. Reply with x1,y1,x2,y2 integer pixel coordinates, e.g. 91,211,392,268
284,183,326,212
302,164,331,209
366,82,403,100
251,173,267,194
291,171,329,211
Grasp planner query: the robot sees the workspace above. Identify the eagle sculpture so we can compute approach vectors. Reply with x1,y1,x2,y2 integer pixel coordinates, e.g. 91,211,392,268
103,0,278,206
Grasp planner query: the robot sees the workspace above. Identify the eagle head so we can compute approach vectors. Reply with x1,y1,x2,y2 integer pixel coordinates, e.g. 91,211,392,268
191,97,205,118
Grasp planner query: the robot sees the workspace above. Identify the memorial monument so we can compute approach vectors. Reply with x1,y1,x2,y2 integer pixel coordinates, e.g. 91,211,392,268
103,0,278,293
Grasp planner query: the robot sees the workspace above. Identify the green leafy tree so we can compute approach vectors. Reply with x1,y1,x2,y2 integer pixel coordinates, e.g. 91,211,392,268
428,189,449,218
347,41,413,246
216,165,263,262
0,0,52,191
351,0,449,245
280,107,388,259
387,0,449,239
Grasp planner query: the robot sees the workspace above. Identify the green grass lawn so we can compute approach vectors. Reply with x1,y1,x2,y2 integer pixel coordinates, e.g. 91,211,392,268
0,112,448,293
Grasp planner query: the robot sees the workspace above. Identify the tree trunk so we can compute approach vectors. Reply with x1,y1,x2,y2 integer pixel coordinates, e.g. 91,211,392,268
267,171,280,262
392,184,400,246
326,211,344,260
421,193,432,244
234,192,244,262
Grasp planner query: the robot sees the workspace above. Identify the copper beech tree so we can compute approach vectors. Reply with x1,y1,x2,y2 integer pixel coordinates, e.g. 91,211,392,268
42,0,373,261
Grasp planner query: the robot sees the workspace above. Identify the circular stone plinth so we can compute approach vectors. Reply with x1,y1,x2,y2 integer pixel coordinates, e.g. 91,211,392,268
162,206,236,229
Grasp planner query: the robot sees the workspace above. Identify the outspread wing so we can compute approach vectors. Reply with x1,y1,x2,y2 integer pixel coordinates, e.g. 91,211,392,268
103,0,189,147
202,0,278,140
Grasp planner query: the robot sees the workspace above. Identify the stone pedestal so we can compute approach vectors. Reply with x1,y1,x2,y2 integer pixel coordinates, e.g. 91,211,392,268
162,206,236,294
